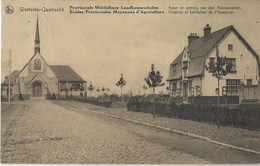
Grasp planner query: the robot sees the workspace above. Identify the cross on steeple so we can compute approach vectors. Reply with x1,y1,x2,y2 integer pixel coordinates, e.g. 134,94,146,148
34,15,40,54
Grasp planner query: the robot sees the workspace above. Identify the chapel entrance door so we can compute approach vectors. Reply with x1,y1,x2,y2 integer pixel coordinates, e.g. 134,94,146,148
33,82,42,97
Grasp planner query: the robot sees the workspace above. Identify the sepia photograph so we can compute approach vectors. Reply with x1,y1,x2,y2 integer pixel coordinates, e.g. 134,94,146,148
1,0,260,164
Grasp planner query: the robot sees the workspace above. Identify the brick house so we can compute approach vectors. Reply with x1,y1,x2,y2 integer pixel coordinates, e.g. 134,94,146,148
167,24,260,104
1,17,86,100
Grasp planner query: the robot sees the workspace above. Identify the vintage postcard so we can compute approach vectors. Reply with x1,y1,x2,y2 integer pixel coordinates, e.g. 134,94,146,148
1,0,260,164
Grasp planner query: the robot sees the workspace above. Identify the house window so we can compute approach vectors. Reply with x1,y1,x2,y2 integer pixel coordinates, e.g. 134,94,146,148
228,44,233,51
222,86,226,96
247,79,252,86
209,57,215,64
226,58,236,72
196,86,201,96
183,61,188,69
183,68,188,77
171,82,177,96
188,80,193,96
172,82,177,90
34,59,41,70
172,64,177,77
176,89,180,96
226,79,240,96
188,80,192,88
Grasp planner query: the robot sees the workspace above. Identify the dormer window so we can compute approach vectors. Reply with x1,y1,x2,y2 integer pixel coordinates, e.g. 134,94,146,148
34,59,41,70
228,44,233,51
183,61,188,69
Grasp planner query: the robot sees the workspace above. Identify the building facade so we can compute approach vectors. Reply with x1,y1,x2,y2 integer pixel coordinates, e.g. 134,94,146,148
1,17,86,100
167,24,260,103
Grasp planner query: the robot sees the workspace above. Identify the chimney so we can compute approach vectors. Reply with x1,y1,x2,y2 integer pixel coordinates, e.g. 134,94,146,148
203,24,211,40
188,33,199,45
151,64,154,71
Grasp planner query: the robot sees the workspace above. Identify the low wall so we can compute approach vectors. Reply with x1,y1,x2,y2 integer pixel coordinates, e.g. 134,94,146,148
239,85,259,104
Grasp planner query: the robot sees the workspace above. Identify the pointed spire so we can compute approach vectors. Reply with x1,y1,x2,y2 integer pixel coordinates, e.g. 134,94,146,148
34,14,40,54
35,15,40,42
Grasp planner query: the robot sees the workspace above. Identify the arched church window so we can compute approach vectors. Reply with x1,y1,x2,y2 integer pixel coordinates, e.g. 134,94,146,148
34,59,41,70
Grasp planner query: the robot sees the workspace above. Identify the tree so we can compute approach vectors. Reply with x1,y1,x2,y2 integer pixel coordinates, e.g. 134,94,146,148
116,73,126,97
144,64,165,95
205,45,232,128
69,83,85,97
101,86,106,96
88,82,95,97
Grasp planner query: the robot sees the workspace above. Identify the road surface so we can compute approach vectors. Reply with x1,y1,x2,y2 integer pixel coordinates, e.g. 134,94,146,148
1,100,259,164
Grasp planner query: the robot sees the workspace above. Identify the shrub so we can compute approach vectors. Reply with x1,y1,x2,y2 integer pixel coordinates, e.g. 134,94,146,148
126,100,260,129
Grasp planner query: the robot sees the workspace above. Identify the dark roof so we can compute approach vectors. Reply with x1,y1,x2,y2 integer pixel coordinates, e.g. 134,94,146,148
171,52,183,65
188,26,232,59
49,65,85,82
1,70,20,85
168,25,260,81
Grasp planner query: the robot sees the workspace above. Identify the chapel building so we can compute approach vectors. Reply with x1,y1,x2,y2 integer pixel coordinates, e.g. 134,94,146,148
1,17,86,100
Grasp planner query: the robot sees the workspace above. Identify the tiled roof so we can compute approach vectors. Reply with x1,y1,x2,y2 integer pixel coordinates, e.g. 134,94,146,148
188,26,232,59
49,65,85,82
168,25,260,81
2,66,85,85
1,70,20,85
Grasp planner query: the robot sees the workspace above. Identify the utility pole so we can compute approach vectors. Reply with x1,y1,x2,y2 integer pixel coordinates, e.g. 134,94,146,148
8,49,12,103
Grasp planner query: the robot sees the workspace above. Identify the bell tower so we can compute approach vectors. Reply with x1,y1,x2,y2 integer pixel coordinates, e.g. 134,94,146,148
34,16,40,54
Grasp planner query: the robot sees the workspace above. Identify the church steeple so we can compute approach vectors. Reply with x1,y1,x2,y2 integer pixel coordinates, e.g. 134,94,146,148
34,16,40,54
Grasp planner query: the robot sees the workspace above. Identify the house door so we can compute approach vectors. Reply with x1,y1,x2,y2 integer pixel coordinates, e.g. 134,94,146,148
183,82,188,102
33,82,42,97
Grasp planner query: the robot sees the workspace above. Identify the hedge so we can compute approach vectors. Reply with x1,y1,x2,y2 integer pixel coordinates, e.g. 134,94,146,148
126,100,260,129
62,96,111,107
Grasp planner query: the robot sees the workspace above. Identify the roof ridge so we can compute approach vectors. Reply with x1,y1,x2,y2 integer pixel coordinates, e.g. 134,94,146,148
50,65,70,67
200,25,233,39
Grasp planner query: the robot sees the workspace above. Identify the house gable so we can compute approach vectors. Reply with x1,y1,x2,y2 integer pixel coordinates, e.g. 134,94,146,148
202,29,259,96
168,24,260,99
168,25,260,80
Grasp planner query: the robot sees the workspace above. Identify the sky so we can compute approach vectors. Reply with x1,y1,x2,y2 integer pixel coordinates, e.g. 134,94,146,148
2,0,260,95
